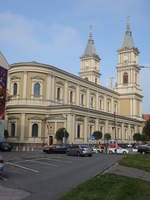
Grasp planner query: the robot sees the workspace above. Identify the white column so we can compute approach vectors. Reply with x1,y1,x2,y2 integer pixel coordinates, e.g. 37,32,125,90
51,75,55,103
121,123,124,141
46,74,52,100
67,114,72,143
105,120,109,134
20,113,25,142
111,98,114,114
23,72,27,99
86,89,90,108
76,85,80,105
96,119,99,131
64,81,68,104
104,96,106,112
84,117,88,143
96,93,99,110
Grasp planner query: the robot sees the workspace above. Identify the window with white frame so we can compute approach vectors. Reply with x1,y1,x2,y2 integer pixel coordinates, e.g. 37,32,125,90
56,87,61,100
107,99,111,112
77,124,80,138
69,90,73,104
80,93,84,106
13,83,18,96
34,82,40,97
11,123,16,137
99,96,104,110
114,102,118,114
11,77,20,97
8,120,17,137
32,78,43,99
32,123,38,137
90,96,94,108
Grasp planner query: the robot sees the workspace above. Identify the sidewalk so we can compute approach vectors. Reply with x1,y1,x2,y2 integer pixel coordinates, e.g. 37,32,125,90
104,163,150,182
0,185,30,200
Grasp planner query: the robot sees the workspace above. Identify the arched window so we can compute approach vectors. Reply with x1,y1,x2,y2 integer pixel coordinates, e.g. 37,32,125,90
13,83,18,96
34,82,40,97
123,72,128,84
32,123,38,137
70,91,73,103
11,123,15,137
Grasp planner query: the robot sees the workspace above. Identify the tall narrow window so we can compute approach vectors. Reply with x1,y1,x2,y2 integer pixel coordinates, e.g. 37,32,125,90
32,123,38,137
77,124,80,138
90,97,94,108
11,123,15,137
81,94,84,105
34,82,40,97
13,83,18,96
70,91,73,104
107,101,110,112
123,72,128,84
57,87,61,100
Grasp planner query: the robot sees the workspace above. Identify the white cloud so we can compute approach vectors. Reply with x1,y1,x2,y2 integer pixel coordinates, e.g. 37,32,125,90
0,12,82,58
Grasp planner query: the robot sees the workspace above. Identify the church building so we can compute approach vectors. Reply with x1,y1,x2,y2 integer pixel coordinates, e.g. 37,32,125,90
5,18,143,146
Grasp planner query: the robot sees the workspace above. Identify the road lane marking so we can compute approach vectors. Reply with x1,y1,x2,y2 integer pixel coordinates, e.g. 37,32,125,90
39,158,72,163
15,160,58,167
6,162,39,173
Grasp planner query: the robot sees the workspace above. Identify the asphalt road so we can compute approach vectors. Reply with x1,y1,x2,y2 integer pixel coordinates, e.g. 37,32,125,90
0,152,122,200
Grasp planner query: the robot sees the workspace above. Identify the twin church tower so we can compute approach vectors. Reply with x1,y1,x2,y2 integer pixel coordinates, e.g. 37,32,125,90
80,17,142,119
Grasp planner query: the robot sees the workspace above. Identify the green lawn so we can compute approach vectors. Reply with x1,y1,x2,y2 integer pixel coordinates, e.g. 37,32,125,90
119,154,150,172
59,174,150,200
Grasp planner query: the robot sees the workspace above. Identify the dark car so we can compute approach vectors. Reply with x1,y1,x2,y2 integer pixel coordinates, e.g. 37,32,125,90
138,144,150,154
43,144,69,154
66,144,92,157
0,142,12,152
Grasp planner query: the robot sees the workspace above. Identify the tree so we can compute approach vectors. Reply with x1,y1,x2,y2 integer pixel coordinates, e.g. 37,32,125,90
104,133,111,141
143,119,150,140
133,133,141,142
55,128,69,142
92,131,102,140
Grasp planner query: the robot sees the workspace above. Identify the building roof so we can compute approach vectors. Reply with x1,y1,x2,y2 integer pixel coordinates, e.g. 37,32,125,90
81,31,100,60
121,17,135,49
0,51,9,69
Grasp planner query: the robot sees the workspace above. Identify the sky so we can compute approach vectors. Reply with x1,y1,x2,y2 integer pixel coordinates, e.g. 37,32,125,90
0,0,150,113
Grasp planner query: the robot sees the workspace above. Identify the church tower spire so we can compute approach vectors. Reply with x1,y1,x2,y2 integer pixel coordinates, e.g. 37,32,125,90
121,16,135,49
115,17,142,120
80,29,101,84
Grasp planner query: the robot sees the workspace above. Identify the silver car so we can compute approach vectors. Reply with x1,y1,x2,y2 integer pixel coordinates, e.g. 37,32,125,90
0,155,5,172
67,144,92,157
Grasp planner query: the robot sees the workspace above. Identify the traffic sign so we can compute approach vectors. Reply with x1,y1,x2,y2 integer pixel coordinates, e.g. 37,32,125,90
91,135,95,141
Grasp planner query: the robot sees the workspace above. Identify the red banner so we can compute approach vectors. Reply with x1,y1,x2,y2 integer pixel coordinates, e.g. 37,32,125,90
0,66,8,120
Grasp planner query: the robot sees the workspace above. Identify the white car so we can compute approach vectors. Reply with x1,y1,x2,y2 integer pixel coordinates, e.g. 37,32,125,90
108,147,129,154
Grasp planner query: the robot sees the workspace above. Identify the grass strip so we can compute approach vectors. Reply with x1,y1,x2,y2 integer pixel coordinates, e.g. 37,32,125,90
119,154,150,172
59,173,150,200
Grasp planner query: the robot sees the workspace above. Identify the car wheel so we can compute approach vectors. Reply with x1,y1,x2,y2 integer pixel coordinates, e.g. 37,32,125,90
123,151,127,155
109,150,113,154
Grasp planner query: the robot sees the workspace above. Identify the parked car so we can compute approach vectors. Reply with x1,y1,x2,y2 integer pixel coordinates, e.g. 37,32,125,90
91,144,104,153
138,144,150,154
0,142,12,152
108,147,129,154
43,144,69,154
0,155,5,172
67,144,92,157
